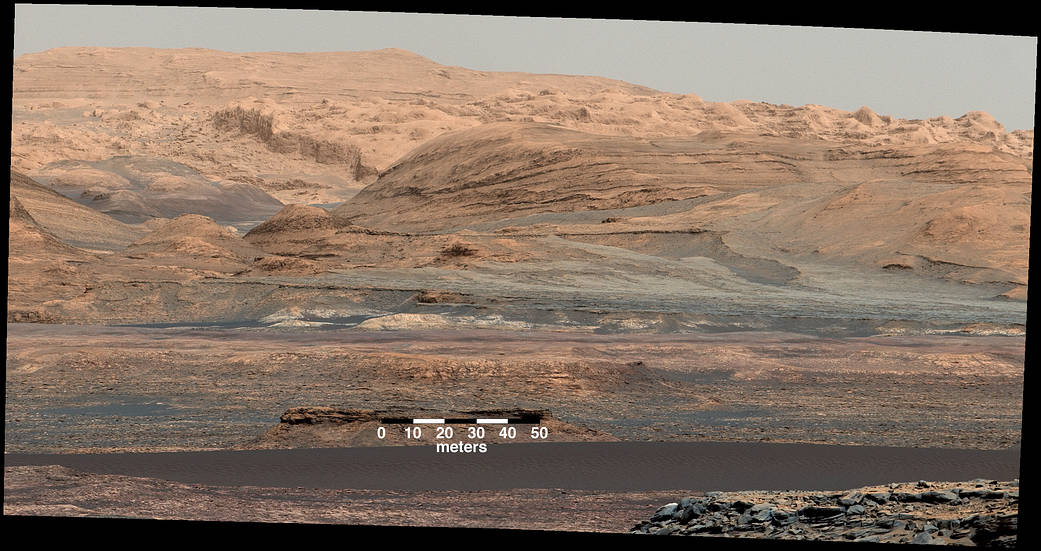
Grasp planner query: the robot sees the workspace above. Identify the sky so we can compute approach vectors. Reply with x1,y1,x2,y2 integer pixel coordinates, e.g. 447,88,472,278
12,6,1039,131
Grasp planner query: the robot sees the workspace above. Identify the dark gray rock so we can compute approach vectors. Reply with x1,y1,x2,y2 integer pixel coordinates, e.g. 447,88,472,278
807,494,835,506
707,500,731,512
638,483,1017,543
771,509,797,526
798,505,845,521
839,492,864,506
691,523,724,534
738,504,775,525
968,513,1018,547
921,490,959,504
731,500,755,513
753,508,774,522
865,491,891,504
674,502,706,523
651,503,679,521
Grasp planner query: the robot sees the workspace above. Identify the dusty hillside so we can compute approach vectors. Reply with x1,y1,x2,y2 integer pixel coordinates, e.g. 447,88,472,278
27,156,284,227
6,47,1031,326
8,194,88,259
10,169,145,250
8,187,97,323
327,122,1031,292
245,204,338,241
124,214,265,270
336,122,1031,227
11,47,657,204
12,47,1031,208
11,47,657,106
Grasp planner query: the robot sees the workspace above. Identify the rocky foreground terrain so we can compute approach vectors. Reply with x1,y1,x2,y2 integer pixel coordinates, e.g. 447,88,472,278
633,479,1019,546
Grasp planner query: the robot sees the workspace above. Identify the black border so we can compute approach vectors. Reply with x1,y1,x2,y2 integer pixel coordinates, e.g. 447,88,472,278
5,2,1035,548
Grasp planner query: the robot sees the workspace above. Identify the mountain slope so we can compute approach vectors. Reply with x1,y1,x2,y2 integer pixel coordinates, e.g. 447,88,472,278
12,48,1031,207
329,122,1030,292
10,169,144,250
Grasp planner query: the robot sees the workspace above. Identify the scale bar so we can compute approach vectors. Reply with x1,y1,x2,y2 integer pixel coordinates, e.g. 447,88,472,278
379,414,543,425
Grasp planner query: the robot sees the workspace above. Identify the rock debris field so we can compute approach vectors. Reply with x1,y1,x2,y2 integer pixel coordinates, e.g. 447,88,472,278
632,479,1019,546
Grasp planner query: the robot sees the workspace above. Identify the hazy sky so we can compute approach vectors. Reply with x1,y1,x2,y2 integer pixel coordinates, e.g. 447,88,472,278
12,5,1039,130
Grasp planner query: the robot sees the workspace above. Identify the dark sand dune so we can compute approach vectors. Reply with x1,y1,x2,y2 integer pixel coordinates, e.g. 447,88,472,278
6,442,1020,492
